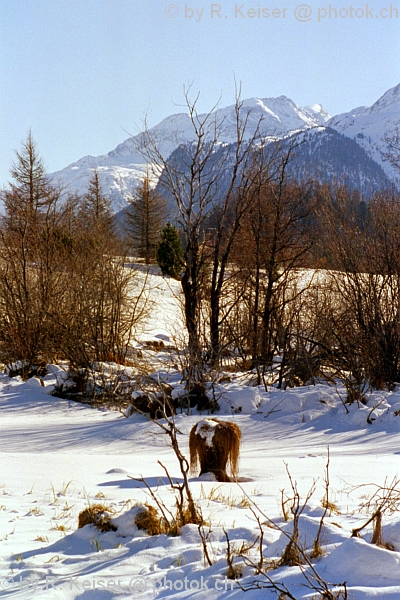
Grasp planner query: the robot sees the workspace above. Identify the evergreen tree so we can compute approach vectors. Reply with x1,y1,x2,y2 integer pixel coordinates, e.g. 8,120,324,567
78,170,116,252
156,222,182,278
7,130,55,214
0,133,70,368
126,174,168,263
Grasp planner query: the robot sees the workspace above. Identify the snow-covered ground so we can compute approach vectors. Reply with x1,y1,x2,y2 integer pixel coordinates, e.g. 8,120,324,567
0,271,399,599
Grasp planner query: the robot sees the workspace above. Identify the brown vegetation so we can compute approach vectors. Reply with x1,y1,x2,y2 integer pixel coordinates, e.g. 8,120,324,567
134,504,164,536
189,419,241,482
78,504,116,532
0,135,149,381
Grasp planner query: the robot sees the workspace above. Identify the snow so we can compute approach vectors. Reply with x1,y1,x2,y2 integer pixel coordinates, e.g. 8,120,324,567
328,82,400,181
321,538,400,585
303,103,331,123
194,419,219,447
50,84,400,211
51,94,332,212
0,270,399,599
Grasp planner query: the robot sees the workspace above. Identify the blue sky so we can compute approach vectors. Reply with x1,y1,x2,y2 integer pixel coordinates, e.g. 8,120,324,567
1,0,399,187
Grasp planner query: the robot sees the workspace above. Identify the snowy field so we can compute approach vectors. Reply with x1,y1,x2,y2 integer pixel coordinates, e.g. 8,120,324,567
0,271,399,600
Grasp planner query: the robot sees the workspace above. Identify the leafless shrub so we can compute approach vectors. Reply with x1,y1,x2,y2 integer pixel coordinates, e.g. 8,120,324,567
129,393,203,529
278,465,316,567
351,476,400,549
314,186,400,392
310,449,331,559
223,528,243,580
0,138,151,376
198,522,214,567
228,455,347,599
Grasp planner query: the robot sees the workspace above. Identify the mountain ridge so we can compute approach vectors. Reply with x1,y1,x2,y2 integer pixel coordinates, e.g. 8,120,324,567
327,83,400,181
52,85,399,211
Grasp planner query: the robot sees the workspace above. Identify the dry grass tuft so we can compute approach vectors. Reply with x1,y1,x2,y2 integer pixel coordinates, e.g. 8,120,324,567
321,498,341,515
134,502,200,537
278,535,303,567
310,539,324,559
78,504,117,533
135,504,165,536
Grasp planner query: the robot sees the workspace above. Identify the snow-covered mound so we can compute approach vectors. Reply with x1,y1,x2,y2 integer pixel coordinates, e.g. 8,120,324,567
0,373,399,599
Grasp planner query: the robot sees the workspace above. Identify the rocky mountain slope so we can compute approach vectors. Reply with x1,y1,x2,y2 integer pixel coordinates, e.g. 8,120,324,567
328,83,400,182
52,86,399,211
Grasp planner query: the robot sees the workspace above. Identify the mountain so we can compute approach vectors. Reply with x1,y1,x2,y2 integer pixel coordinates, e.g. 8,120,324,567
328,83,400,182
154,127,391,218
52,86,399,212
283,127,392,196
52,96,330,212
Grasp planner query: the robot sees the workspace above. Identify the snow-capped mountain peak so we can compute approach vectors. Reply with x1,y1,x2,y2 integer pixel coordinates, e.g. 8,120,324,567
367,82,400,114
303,103,331,123
51,85,399,212
52,94,331,211
327,83,400,181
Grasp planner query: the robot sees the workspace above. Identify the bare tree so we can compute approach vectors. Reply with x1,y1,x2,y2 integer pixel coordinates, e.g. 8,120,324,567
230,144,315,383
204,124,272,368
59,177,150,368
314,185,400,393
0,133,73,370
78,169,116,248
138,88,265,387
125,172,168,263
0,137,150,377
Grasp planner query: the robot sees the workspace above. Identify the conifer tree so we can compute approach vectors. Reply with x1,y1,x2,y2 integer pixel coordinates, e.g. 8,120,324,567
79,170,115,243
156,222,182,278
126,173,168,263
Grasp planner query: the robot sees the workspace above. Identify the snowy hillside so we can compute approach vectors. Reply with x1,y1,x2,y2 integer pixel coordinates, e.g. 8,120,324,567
52,85,400,212
328,83,400,182
284,126,392,196
0,268,399,600
51,96,330,212
158,126,392,213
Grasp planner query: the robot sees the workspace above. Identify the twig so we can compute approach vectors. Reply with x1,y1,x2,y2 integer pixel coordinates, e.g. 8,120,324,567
198,522,213,567
311,446,330,557
367,398,386,424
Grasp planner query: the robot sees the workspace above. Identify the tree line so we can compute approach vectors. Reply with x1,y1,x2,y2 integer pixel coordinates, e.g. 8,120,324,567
2,106,400,404
137,92,400,401
0,132,149,376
